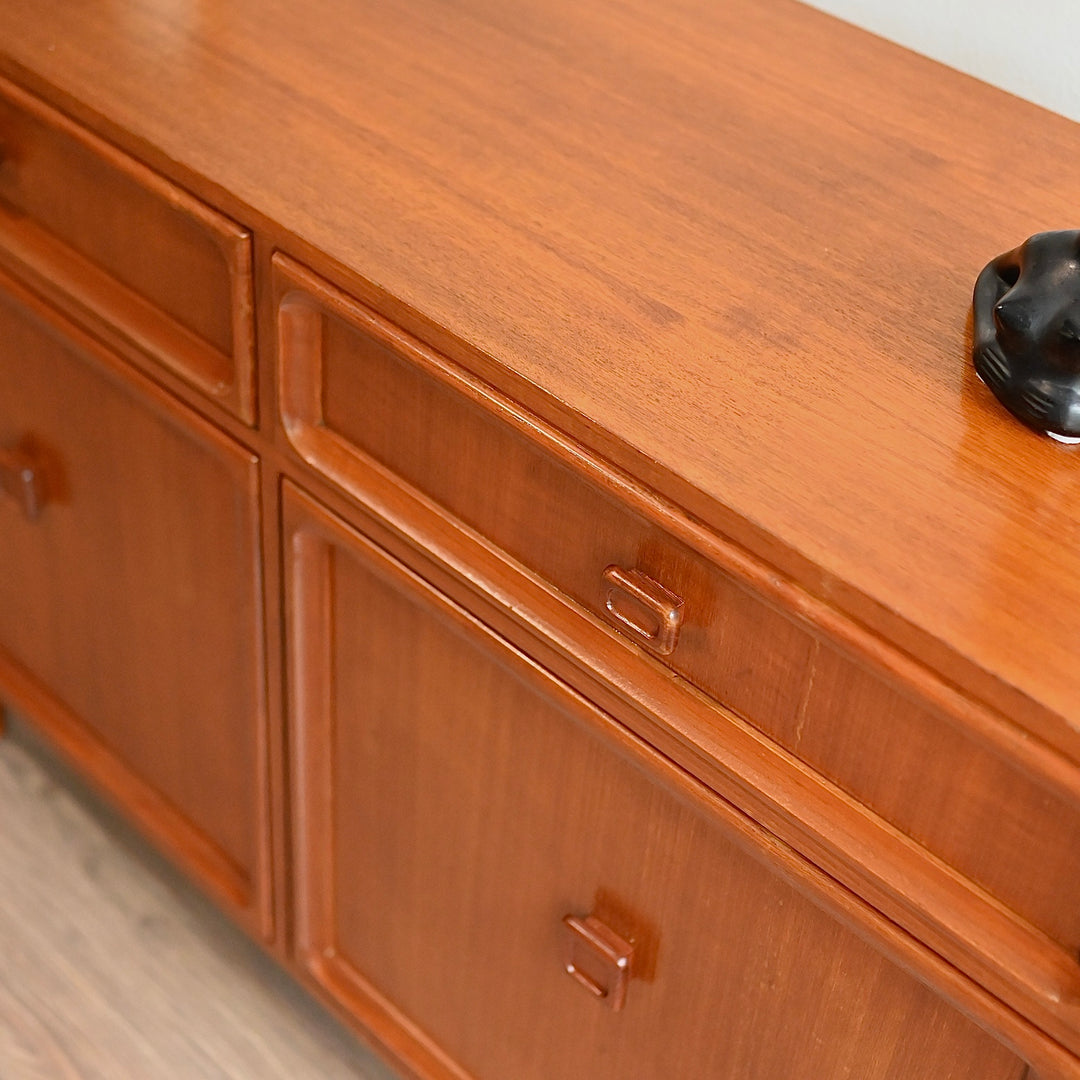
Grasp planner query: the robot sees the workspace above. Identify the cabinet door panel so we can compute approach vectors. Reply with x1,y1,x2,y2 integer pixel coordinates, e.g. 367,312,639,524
0,279,267,926
285,484,1023,1080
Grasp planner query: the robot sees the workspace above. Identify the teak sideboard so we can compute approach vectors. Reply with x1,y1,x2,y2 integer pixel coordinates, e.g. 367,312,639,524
1,1,1079,1077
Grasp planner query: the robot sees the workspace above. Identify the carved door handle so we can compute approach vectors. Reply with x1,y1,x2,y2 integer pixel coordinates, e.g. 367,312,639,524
0,441,47,520
563,913,634,1011
602,566,684,656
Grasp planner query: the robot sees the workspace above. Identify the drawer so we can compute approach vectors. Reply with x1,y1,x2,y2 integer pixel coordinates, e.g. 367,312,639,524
791,642,1080,960
275,254,813,733
285,483,1028,1080
0,271,268,930
0,78,255,422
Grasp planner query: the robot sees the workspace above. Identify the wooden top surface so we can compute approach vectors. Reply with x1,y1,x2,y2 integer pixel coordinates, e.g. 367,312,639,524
1,0,1078,752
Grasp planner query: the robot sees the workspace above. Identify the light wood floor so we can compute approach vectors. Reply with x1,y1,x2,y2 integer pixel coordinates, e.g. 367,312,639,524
0,718,400,1080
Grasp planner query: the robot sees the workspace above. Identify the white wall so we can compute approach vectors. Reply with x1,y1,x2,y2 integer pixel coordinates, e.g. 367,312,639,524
802,0,1080,122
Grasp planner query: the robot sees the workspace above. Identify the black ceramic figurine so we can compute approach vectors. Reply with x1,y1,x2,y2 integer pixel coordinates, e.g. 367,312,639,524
972,230,1080,443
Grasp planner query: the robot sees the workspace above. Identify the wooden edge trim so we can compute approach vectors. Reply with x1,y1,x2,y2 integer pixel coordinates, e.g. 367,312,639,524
283,493,336,965
227,223,257,425
282,484,472,1080
251,463,275,945
0,213,243,412
306,957,474,1080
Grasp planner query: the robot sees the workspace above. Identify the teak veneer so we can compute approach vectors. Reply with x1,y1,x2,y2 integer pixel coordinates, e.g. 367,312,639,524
1,1,1079,1078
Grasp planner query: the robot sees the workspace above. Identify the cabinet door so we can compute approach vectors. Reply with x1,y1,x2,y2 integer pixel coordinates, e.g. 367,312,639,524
0,276,268,932
284,483,1025,1080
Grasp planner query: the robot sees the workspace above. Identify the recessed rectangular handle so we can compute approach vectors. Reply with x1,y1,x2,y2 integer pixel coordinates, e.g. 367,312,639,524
602,566,683,656
563,913,634,1011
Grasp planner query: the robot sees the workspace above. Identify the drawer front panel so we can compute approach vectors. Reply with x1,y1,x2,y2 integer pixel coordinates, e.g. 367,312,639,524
797,644,1080,955
277,255,812,732
0,278,266,921
286,484,1025,1080
0,78,255,421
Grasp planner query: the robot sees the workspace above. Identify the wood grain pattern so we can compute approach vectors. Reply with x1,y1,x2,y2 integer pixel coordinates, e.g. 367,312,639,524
0,721,399,1080
284,483,1028,1080
0,267,269,932
0,0,1075,752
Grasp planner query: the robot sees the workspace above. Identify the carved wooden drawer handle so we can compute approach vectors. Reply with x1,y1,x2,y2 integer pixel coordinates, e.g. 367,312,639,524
0,440,47,521
602,566,684,656
563,913,634,1011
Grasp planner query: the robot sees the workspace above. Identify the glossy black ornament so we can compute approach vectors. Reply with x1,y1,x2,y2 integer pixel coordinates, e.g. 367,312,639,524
972,230,1080,442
